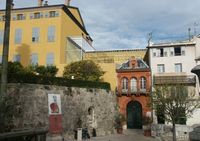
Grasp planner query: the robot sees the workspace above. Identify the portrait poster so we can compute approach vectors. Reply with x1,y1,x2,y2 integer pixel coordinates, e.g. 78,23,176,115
48,94,62,115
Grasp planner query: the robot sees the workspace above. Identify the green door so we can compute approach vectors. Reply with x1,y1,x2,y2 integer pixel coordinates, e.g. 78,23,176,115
127,101,142,129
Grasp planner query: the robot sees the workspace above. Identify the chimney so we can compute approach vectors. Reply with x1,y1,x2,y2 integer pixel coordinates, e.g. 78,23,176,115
65,0,71,6
11,2,14,9
38,0,43,7
44,1,48,6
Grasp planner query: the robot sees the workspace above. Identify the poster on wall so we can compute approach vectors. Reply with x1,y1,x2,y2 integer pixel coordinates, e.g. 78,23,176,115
48,94,62,115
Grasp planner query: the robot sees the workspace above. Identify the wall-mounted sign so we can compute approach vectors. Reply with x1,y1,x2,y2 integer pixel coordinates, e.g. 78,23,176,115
48,94,62,115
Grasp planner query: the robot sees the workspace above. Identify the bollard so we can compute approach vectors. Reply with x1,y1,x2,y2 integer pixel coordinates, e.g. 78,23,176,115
77,128,82,141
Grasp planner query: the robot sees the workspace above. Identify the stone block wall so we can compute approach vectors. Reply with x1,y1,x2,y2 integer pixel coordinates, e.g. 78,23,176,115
7,83,118,139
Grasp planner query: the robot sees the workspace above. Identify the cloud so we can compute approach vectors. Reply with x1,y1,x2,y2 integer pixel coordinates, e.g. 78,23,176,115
1,0,200,50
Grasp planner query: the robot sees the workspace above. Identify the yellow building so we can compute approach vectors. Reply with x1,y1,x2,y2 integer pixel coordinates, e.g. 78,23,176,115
85,49,147,91
0,2,147,91
0,2,93,75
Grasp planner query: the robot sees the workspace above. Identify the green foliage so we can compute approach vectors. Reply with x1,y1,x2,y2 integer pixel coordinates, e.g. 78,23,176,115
63,60,105,81
1,61,109,90
8,73,110,90
7,62,26,74
34,65,58,77
114,113,126,129
153,84,200,124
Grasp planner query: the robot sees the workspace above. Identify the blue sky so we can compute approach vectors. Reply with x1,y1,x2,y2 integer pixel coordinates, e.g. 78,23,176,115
1,0,200,50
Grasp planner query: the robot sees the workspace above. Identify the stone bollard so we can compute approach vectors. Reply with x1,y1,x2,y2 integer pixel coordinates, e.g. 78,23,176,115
77,128,82,141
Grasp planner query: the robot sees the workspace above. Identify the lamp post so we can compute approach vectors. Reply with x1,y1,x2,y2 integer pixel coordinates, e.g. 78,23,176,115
0,0,12,97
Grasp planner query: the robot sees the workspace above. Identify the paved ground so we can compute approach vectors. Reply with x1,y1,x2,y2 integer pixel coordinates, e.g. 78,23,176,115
74,129,160,141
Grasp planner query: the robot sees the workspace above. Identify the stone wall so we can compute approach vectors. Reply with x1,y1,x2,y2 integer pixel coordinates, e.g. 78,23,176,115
7,83,118,139
151,124,194,141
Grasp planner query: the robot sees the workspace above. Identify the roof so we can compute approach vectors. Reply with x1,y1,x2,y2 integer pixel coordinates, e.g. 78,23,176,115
86,48,147,53
116,58,150,72
147,40,195,48
0,4,91,38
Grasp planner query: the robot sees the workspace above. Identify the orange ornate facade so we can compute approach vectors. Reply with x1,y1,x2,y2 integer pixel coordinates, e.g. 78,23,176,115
116,57,151,129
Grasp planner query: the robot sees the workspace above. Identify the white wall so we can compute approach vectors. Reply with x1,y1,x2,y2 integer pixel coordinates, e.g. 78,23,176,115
149,46,196,75
148,42,200,126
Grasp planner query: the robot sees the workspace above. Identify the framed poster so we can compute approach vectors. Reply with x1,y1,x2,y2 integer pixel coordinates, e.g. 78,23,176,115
48,94,62,115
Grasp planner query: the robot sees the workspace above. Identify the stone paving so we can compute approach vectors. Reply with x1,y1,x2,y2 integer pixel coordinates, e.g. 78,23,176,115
69,129,160,141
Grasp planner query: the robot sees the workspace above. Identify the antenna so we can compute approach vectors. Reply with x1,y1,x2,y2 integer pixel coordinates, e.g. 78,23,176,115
148,32,152,46
188,28,191,41
194,22,199,36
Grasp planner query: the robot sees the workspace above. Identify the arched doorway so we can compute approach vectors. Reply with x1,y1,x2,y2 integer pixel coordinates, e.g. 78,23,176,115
127,101,142,129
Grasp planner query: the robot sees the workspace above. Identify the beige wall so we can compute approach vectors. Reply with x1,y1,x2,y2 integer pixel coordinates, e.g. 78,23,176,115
85,49,147,91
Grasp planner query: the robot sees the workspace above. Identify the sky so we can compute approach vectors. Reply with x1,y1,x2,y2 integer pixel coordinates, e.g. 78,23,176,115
1,0,200,50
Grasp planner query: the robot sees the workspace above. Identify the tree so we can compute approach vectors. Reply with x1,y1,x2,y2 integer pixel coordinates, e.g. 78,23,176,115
63,60,105,81
34,65,58,77
153,84,200,141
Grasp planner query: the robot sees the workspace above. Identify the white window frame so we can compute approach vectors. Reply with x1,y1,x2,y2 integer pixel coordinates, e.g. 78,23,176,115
46,53,54,65
30,53,38,65
32,27,40,43
140,77,146,92
175,63,182,73
157,64,165,73
130,78,137,92
47,26,55,42
15,28,22,44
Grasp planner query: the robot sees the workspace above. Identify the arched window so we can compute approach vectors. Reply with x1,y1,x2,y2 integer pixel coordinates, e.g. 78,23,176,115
131,78,137,92
122,77,128,91
140,77,146,92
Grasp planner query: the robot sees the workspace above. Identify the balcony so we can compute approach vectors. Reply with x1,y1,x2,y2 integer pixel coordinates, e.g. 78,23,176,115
117,88,149,96
154,75,196,85
121,89,128,94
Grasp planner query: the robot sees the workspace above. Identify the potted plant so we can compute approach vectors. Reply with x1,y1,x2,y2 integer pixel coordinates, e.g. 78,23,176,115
142,116,152,136
115,113,126,134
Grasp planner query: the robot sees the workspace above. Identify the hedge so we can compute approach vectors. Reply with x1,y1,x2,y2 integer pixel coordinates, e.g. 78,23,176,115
8,73,111,90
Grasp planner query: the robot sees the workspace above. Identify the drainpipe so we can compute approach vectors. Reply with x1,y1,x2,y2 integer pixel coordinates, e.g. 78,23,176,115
38,0,43,6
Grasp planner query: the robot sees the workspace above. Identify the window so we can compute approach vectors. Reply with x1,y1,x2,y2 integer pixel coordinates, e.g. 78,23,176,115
160,48,164,57
164,51,167,57
122,77,128,91
48,26,55,42
153,52,156,57
170,51,174,56
17,14,23,20
15,28,22,44
157,64,165,73
30,53,38,65
131,78,137,92
32,27,40,42
174,47,181,56
34,12,40,19
0,30,3,44
140,77,146,92
175,63,182,73
49,11,56,17
46,53,54,65
13,55,21,62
